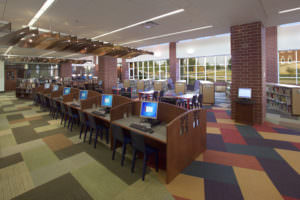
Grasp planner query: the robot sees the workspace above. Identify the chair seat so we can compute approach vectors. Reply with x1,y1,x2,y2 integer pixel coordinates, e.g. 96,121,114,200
145,145,158,154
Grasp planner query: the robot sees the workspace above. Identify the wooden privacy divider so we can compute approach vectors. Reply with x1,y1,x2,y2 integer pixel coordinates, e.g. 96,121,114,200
51,86,63,98
81,95,101,110
110,102,134,121
112,95,132,107
166,109,206,183
63,88,80,102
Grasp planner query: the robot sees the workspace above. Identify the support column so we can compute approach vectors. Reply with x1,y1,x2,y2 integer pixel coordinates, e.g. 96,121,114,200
0,61,4,92
266,26,278,83
230,21,266,124
169,42,179,83
98,56,117,93
121,58,129,81
60,62,72,78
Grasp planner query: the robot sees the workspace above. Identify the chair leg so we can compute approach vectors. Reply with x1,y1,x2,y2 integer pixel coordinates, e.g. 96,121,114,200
88,128,94,144
94,128,99,148
155,151,159,172
70,118,74,131
121,143,127,166
105,128,109,144
64,116,68,127
60,113,64,125
131,149,137,173
67,117,72,128
79,124,84,138
112,139,117,160
83,127,89,142
142,154,148,181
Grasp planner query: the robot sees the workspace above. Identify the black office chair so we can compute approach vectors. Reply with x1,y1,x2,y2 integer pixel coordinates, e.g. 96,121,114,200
111,125,131,166
95,124,109,147
190,95,197,109
152,91,158,101
60,102,69,127
67,106,79,131
127,87,131,93
159,90,164,101
87,114,104,146
120,88,126,95
78,110,89,140
54,100,61,119
130,131,159,181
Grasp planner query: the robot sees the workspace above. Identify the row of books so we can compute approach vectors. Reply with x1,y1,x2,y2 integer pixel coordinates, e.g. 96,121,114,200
267,99,292,114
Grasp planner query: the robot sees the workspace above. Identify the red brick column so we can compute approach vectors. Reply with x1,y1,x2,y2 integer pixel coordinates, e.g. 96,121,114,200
93,56,99,75
60,62,72,78
98,56,117,93
169,42,179,83
121,58,129,81
266,26,278,83
230,21,266,124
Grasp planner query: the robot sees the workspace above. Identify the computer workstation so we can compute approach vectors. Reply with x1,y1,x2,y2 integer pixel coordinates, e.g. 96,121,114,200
234,87,255,125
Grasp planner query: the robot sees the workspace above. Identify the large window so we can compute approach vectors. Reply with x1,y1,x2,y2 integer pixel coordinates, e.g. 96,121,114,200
179,55,231,84
128,59,170,80
279,50,299,85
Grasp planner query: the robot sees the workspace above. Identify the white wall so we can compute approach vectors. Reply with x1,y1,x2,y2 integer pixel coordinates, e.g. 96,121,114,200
0,61,4,92
126,43,169,62
278,23,300,51
177,34,231,58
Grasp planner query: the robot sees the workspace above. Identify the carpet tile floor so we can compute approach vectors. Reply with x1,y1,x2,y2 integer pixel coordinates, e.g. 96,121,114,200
0,92,300,200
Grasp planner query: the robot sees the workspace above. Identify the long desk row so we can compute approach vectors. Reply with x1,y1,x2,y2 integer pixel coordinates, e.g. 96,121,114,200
34,84,207,184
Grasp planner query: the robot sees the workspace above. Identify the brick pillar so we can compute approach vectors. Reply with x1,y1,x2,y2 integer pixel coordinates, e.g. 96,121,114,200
121,58,129,81
169,42,179,83
230,21,266,124
98,56,117,93
266,26,278,83
60,62,72,77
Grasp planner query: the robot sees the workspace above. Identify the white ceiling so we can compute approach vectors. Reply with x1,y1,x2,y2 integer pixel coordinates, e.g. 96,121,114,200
0,0,299,57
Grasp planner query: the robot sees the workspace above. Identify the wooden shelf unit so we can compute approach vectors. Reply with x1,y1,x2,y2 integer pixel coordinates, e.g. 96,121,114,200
200,81,215,104
266,83,300,115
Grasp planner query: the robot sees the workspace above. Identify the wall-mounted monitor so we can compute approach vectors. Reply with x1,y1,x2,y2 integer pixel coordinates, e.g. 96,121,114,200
238,88,252,99
52,85,59,92
79,90,88,100
63,87,71,96
44,83,50,89
140,101,158,119
101,94,113,107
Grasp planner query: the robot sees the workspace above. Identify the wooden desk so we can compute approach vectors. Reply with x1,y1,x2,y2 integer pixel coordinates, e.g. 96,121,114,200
84,108,111,122
112,116,167,144
234,100,255,125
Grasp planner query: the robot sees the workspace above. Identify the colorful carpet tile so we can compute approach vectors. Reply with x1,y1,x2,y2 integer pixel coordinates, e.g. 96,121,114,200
0,92,300,200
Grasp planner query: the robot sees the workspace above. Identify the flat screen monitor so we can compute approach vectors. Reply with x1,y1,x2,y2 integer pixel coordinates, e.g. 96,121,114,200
140,101,158,119
52,85,59,92
101,94,113,107
63,87,71,96
44,83,50,89
79,90,88,100
238,88,252,99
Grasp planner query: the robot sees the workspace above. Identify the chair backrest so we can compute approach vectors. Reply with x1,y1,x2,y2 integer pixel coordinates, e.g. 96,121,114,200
78,110,86,124
60,102,66,113
127,87,131,92
87,114,97,129
67,105,73,116
130,131,146,152
111,124,125,142
153,91,158,100
121,88,125,92
192,95,197,104
198,94,203,103
159,90,164,97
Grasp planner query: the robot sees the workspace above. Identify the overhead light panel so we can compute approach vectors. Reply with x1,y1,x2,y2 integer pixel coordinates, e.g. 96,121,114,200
121,25,213,45
39,51,56,57
28,0,55,26
4,46,14,55
279,7,300,14
92,8,184,40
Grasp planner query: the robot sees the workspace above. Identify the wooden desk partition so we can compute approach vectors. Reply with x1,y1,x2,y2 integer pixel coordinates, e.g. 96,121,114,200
51,86,63,98
166,109,206,183
110,101,206,184
63,88,80,102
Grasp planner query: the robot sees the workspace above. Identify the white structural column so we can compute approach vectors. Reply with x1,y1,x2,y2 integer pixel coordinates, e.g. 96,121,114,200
0,61,4,92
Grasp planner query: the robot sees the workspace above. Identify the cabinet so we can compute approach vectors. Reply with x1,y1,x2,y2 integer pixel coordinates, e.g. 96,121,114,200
234,100,255,125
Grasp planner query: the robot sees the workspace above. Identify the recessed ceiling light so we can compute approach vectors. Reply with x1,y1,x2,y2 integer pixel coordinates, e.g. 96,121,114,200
120,25,213,45
28,0,56,26
279,7,300,14
28,39,33,43
91,8,184,40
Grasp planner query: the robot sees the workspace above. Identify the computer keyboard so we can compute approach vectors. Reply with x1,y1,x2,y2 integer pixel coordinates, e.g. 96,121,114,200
92,111,106,117
129,123,154,133
71,103,80,107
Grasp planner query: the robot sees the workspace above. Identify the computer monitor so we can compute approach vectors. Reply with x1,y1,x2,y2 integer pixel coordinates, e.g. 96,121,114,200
52,85,59,92
79,90,88,100
140,101,158,119
238,88,252,99
44,83,50,89
101,94,113,107
63,87,71,96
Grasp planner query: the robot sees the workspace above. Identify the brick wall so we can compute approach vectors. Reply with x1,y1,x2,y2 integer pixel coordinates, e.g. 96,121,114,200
98,56,117,93
60,62,72,78
230,21,266,124
266,26,278,83
121,58,129,81
169,42,179,83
